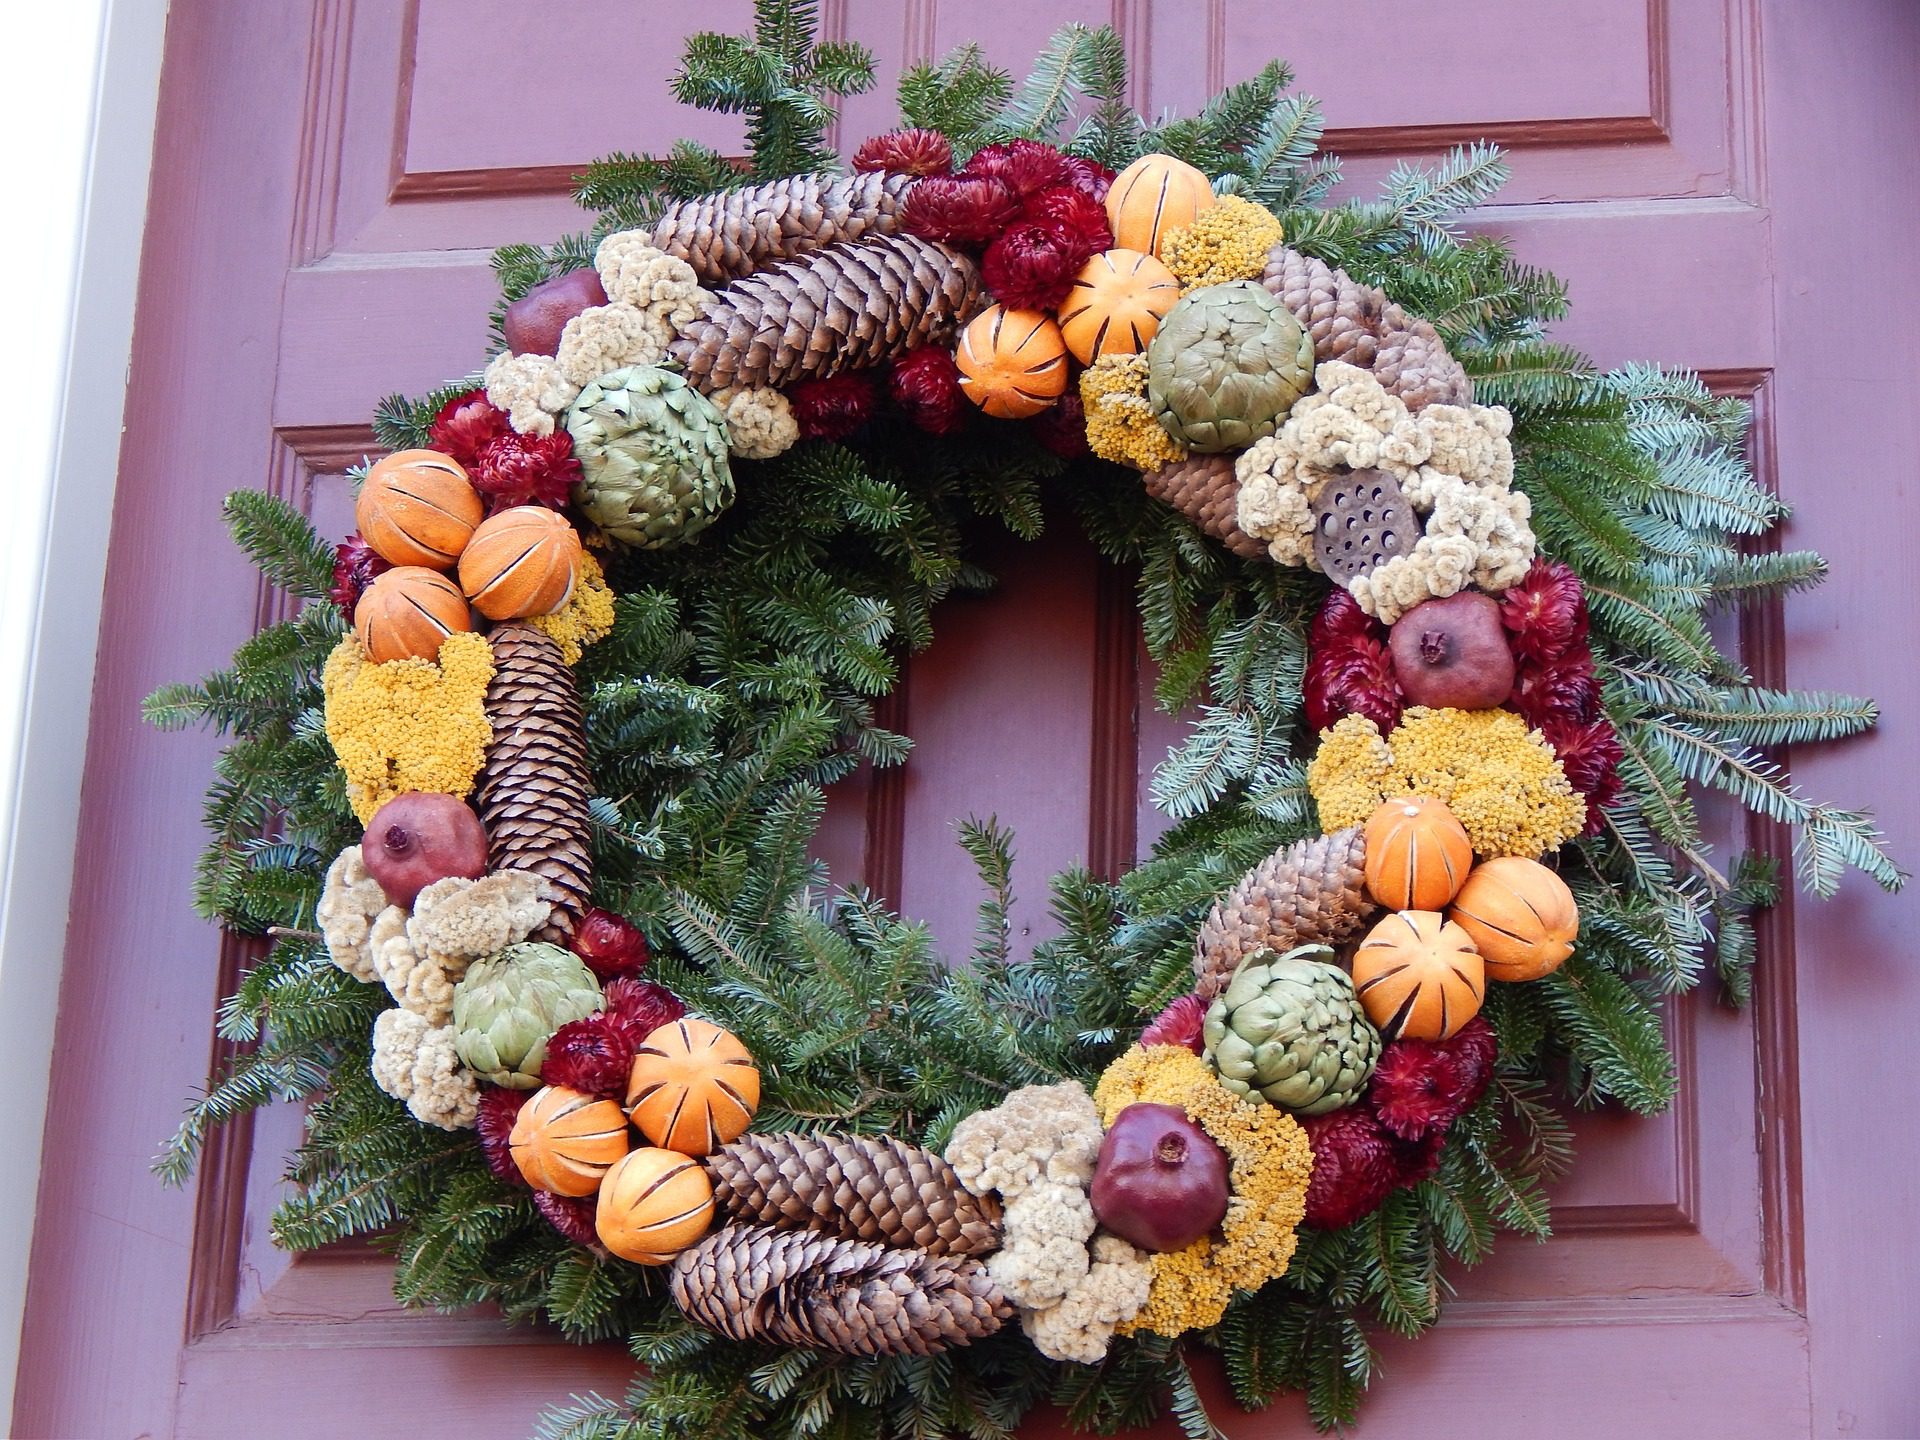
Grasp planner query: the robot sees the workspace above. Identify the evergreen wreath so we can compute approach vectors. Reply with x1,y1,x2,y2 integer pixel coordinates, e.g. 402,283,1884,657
152,8,1903,1435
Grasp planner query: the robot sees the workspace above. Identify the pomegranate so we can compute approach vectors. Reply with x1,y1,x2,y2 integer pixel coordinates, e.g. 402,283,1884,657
1387,591,1516,710
502,268,608,357
1090,1103,1230,1252
360,791,490,908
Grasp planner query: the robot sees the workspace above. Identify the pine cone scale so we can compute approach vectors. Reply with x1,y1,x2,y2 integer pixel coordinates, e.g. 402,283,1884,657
1261,244,1470,410
650,172,916,285
670,1224,1011,1356
708,1132,1002,1257
670,235,985,392
1194,827,1375,999
1144,454,1266,559
476,623,594,943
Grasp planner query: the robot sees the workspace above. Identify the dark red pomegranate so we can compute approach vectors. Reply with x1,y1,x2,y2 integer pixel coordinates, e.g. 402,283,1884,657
1090,1103,1230,1252
360,792,490,908
502,268,608,357
1387,591,1516,710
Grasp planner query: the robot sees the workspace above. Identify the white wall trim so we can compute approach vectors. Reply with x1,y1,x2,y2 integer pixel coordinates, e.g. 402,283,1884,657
0,0,170,1422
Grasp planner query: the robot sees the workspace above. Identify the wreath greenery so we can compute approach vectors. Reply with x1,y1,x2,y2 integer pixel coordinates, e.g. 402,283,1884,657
151,7,1901,1436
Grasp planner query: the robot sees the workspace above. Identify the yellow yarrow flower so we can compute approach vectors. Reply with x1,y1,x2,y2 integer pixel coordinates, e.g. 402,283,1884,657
1307,705,1587,858
1093,1044,1312,1338
322,631,494,823
1080,354,1187,472
1305,713,1395,832
1159,194,1286,291
527,551,616,665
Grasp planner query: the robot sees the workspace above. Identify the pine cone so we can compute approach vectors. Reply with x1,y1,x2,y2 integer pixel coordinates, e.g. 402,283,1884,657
709,1132,1002,1257
1143,454,1265,559
650,171,917,286
475,623,592,943
667,235,985,393
1193,828,1374,1000
669,1224,1012,1357
1260,245,1470,410
1373,319,1471,412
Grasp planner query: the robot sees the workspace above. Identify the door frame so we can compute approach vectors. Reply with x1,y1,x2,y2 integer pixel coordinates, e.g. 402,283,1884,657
0,0,166,1423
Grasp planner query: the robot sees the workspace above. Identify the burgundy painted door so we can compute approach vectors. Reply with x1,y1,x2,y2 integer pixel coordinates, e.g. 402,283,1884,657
17,1,1920,1436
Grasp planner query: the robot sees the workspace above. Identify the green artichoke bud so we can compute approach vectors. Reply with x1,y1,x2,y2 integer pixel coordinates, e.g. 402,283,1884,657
451,942,603,1089
1147,281,1314,452
566,365,735,549
1203,944,1380,1114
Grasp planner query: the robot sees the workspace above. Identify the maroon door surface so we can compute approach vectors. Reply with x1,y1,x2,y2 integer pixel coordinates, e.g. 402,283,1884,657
16,2,1920,1437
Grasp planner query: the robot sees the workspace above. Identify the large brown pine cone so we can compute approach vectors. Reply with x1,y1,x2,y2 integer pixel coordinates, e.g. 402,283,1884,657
1143,454,1266,559
667,234,984,392
1260,245,1471,411
709,1132,1002,1257
650,171,916,285
1193,827,1374,1000
474,623,593,943
669,1224,1012,1357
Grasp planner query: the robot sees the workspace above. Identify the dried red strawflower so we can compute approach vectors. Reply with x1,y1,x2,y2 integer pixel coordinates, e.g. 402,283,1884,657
1368,1038,1468,1141
982,221,1082,309
963,139,1069,199
1058,154,1116,203
475,1086,529,1187
1369,1015,1499,1141
532,1189,599,1246
429,389,578,512
901,175,1020,247
1367,1044,1466,1144
1301,1108,1403,1229
470,431,581,512
569,907,651,982
1030,392,1089,459
1022,184,1113,259
1139,993,1207,1054
888,347,968,435
429,389,510,466
540,1014,636,1098
1538,715,1625,832
1511,644,1602,729
1387,1127,1448,1186
601,977,687,1046
1305,589,1406,734
789,372,879,441
1500,559,1589,663
1441,1015,1498,1115
329,534,391,622
852,127,954,178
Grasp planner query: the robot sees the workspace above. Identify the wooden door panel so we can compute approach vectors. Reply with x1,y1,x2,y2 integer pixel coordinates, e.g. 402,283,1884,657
400,0,753,186
32,0,1910,1434
893,525,1108,950
1153,0,1756,207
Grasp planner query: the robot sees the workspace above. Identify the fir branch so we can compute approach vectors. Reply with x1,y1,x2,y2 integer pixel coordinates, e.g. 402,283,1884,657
897,45,1012,156
991,23,1121,144
671,3,875,180
221,491,337,602
1542,957,1676,1113
373,377,482,452
957,817,1015,968
1707,549,1829,603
